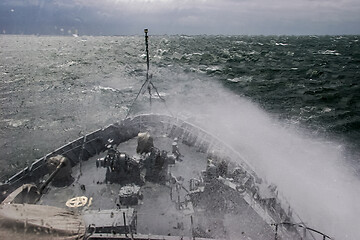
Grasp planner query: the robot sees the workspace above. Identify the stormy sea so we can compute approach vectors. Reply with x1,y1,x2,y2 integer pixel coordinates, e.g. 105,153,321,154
0,34,359,239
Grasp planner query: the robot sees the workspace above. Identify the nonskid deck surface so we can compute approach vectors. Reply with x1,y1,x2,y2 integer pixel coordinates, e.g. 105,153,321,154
39,134,275,239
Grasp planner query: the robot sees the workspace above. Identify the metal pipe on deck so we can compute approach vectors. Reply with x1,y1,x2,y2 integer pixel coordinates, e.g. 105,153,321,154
123,211,128,237
39,159,66,194
190,215,195,240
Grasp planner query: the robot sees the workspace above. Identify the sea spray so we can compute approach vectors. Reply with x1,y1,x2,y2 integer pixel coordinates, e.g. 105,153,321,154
149,71,360,240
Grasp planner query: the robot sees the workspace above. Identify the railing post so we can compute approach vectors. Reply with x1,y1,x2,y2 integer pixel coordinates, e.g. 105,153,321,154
123,212,128,237
191,215,195,240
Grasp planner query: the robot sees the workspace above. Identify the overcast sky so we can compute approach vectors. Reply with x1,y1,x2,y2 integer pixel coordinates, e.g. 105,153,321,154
1,0,360,35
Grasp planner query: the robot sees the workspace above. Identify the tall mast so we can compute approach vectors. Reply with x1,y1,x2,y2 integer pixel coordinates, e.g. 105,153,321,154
144,29,150,82
125,29,169,118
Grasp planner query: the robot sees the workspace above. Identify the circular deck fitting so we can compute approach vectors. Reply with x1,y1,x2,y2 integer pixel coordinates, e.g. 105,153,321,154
66,196,88,208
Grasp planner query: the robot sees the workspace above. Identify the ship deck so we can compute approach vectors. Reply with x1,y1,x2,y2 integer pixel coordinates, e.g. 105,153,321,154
39,134,275,239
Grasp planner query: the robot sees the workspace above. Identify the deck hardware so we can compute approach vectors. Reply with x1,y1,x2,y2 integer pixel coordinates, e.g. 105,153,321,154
66,196,88,208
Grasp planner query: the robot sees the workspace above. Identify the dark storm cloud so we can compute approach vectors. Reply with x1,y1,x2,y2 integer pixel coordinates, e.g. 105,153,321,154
0,0,359,35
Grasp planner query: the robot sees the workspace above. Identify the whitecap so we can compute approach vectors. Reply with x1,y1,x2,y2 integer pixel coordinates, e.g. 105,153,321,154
152,92,168,99
96,85,118,92
234,40,247,45
155,49,168,56
205,66,221,72
160,38,169,44
227,76,253,83
172,52,182,60
188,67,204,73
1,119,29,128
95,85,133,93
227,78,241,83
58,61,77,68
180,35,193,39
322,107,332,113
318,50,341,56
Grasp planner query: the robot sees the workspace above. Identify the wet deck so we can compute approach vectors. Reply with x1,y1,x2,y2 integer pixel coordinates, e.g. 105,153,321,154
39,134,275,239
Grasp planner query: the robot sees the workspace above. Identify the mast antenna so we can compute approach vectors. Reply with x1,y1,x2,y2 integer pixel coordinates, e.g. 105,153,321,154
125,29,170,118
144,29,150,78
144,28,152,105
